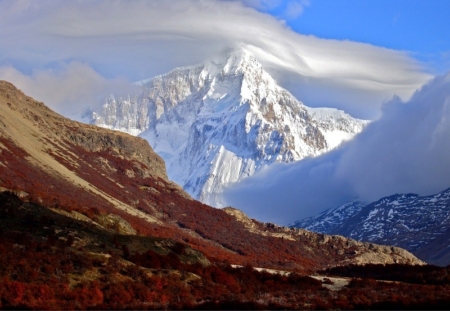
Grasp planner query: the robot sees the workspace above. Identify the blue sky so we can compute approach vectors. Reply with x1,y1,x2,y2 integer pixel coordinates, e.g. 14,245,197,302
258,0,450,74
0,0,446,118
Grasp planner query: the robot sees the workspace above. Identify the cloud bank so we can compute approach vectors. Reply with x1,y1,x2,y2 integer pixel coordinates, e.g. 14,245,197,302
223,72,450,224
0,0,431,119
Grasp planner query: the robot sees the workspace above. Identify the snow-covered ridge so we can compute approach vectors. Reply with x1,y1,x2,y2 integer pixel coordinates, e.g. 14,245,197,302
305,107,370,150
86,47,368,206
291,188,450,265
290,200,367,233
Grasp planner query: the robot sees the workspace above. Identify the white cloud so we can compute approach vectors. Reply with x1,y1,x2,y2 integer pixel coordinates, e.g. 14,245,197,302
335,73,450,199
223,72,450,224
0,0,431,119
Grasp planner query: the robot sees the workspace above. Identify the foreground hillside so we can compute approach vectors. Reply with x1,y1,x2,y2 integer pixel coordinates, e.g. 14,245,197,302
2,191,450,309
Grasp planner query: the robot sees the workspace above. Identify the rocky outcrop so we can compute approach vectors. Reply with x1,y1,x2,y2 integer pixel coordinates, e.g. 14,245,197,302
93,213,137,235
66,127,167,180
305,233,424,266
225,207,424,266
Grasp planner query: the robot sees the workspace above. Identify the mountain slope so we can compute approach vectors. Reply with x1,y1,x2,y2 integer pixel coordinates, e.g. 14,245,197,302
86,47,368,206
291,188,450,265
290,200,367,234
0,80,423,272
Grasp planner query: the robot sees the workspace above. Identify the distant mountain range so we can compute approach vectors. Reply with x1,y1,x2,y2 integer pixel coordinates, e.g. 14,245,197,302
84,47,368,206
291,188,450,265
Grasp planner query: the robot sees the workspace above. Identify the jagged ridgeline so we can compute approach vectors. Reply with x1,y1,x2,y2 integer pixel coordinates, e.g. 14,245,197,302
85,47,368,206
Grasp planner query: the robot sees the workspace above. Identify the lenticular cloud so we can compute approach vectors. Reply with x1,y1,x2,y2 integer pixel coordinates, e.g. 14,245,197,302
0,0,430,119
223,72,450,225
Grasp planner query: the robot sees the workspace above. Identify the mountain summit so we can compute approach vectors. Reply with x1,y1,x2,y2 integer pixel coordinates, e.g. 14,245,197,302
86,47,368,205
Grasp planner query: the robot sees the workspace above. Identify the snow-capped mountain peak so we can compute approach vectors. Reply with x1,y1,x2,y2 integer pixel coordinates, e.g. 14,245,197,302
86,47,368,206
203,47,257,76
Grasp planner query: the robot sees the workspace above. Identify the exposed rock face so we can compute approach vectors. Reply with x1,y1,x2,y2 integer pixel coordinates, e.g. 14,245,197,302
66,127,167,180
86,47,368,207
292,188,450,265
94,213,137,235
225,207,424,266
305,234,423,266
